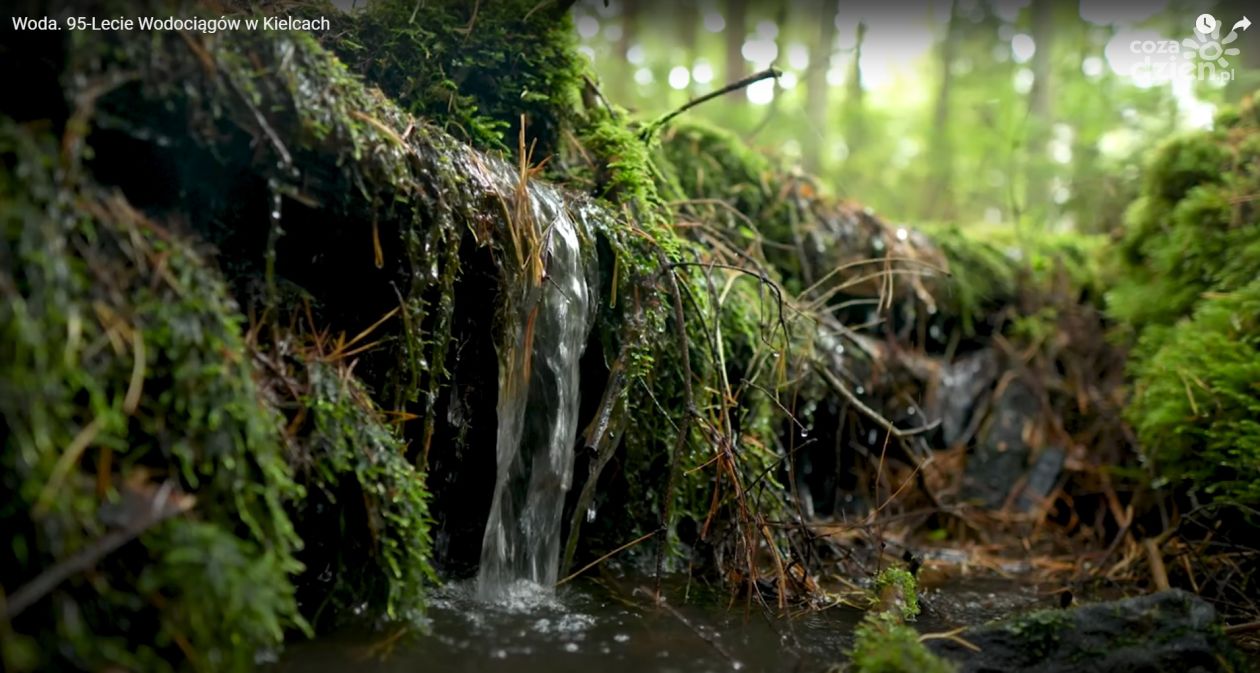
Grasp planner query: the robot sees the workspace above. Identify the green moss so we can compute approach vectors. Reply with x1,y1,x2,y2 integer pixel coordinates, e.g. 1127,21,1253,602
1111,97,1260,515
322,0,585,156
873,567,921,620
916,223,1104,336
288,361,436,629
655,120,808,284
0,124,303,672
1001,608,1072,661
849,612,956,673
1126,280,1260,509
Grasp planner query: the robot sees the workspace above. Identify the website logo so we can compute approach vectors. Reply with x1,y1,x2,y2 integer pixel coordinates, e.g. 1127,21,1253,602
1128,14,1250,84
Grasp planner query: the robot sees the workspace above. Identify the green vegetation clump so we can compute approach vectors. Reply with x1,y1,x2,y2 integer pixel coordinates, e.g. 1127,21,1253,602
0,124,304,672
288,361,437,629
655,120,809,284
849,612,956,673
1126,281,1260,508
657,118,778,220
322,0,585,155
1111,96,1260,513
873,567,921,620
918,223,1105,336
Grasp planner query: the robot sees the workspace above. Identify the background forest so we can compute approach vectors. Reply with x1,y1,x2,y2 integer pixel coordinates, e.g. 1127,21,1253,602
567,0,1258,234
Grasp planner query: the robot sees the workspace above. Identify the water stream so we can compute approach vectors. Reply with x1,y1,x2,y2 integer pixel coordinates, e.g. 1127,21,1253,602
272,574,1053,673
475,163,598,597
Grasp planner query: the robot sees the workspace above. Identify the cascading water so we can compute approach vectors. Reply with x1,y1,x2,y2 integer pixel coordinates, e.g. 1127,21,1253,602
476,162,597,600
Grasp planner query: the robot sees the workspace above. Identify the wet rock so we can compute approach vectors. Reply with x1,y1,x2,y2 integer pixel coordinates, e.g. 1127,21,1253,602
926,348,1000,447
963,377,1039,508
927,590,1237,673
1016,445,1065,512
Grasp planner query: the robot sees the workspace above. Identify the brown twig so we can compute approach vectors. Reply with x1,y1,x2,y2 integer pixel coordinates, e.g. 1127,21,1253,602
644,68,782,139
6,482,194,620
813,363,940,438
557,530,657,587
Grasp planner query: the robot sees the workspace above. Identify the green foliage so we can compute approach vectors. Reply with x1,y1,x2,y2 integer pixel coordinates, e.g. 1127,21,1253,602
918,222,1105,335
873,567,921,620
655,120,807,281
292,362,437,628
1,23,455,666
849,612,956,673
658,118,777,222
1112,99,1260,513
916,223,1020,334
1109,123,1259,328
1126,281,1260,508
324,0,585,155
0,124,303,672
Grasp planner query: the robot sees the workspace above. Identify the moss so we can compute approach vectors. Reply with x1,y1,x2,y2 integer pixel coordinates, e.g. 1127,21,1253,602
917,222,1104,336
915,223,1020,335
1142,133,1229,204
658,118,778,221
849,612,956,673
873,567,921,620
1111,96,1260,515
0,124,303,672
1000,608,1073,661
1,19,466,668
321,0,586,156
1126,280,1260,509
655,119,808,284
287,361,437,629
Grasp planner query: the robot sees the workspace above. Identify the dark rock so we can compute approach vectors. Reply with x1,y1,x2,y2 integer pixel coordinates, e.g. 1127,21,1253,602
927,348,1000,447
927,590,1240,673
1016,445,1065,512
964,377,1039,508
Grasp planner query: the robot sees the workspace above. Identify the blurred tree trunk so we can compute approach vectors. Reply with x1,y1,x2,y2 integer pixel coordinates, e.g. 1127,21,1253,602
1024,0,1055,224
842,22,867,158
1067,22,1109,233
676,0,699,96
804,0,839,173
614,0,639,103
725,0,747,84
919,0,960,220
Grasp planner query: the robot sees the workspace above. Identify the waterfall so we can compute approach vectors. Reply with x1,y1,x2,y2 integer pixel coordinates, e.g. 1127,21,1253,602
476,165,597,599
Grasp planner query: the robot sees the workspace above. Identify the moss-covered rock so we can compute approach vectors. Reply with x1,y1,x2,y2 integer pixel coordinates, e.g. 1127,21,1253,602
319,0,585,156
284,360,437,629
1127,280,1260,509
873,567,921,621
1111,95,1260,516
926,591,1245,673
0,123,303,672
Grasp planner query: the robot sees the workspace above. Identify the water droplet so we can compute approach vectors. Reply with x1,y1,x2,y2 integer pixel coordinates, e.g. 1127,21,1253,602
586,504,597,523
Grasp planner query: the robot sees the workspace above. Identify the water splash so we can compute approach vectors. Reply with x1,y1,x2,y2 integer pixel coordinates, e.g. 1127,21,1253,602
477,161,597,599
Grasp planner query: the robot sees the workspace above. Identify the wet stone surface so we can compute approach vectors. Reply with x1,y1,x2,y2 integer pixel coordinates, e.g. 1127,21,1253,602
928,590,1233,673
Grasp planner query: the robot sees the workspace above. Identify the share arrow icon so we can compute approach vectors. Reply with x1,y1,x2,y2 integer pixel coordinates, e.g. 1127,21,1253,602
1232,16,1251,33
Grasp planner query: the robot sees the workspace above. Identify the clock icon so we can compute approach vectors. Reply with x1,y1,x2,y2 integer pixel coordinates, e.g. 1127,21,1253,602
1196,13,1218,34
